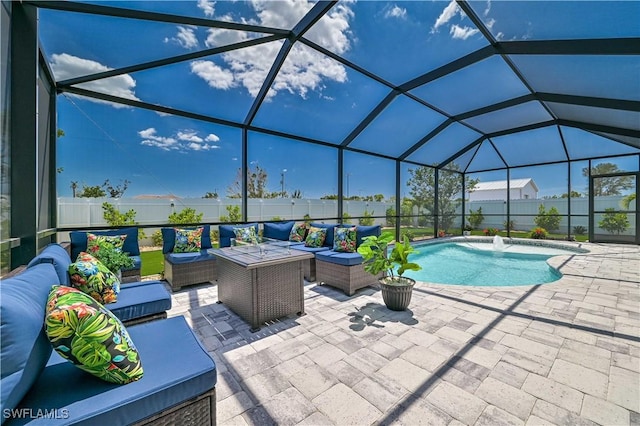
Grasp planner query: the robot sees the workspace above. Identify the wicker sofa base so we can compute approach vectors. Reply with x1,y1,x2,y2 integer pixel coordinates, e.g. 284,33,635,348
134,387,216,426
316,259,381,296
164,256,217,291
122,268,141,283
303,258,316,282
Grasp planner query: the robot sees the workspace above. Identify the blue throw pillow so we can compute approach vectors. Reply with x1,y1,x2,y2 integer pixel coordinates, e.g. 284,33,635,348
263,221,295,241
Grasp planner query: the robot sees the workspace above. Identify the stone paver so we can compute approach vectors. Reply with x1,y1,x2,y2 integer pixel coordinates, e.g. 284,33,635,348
163,242,639,425
313,383,382,425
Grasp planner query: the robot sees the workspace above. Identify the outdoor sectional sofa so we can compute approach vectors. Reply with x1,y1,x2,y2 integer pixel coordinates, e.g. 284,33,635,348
161,226,217,291
1,251,217,425
26,243,171,326
70,227,142,283
263,221,382,294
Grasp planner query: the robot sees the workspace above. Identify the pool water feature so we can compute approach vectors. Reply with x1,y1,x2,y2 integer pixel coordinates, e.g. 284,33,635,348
404,242,576,286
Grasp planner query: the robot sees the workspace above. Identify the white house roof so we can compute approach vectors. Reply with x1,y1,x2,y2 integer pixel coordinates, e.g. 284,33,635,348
473,178,539,192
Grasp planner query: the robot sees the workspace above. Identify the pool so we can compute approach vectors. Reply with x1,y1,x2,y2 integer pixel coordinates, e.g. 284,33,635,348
404,240,584,286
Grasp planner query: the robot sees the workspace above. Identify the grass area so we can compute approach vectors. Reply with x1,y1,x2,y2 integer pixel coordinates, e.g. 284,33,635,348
140,250,164,276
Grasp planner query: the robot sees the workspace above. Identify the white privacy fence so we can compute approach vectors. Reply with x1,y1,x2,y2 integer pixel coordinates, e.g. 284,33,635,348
57,195,635,237
56,197,392,228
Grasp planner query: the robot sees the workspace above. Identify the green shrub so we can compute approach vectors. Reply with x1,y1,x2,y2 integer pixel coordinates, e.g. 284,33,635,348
342,212,352,224
385,207,396,226
102,202,146,239
219,205,241,223
529,227,547,239
534,205,560,232
598,208,630,235
151,230,163,246
359,209,374,226
572,225,587,235
467,207,484,230
503,220,516,231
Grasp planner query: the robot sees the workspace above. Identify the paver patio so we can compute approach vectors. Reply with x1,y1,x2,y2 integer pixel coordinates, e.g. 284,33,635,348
165,242,640,425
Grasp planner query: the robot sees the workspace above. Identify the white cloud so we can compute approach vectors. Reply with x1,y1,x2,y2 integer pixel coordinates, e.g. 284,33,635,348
384,5,407,20
165,26,199,49
177,130,204,143
450,24,480,40
193,0,354,100
190,60,236,90
485,18,496,31
50,53,140,108
484,0,492,17
139,128,220,152
198,0,215,17
139,128,178,151
433,0,460,32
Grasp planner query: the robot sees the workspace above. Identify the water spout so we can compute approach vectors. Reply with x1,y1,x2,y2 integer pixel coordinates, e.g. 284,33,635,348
493,235,505,251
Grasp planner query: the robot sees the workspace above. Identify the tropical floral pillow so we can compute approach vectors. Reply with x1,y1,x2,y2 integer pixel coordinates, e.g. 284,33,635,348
305,226,327,248
233,226,258,244
289,222,308,242
86,233,127,256
334,226,357,253
173,227,203,253
45,286,144,384
69,252,120,304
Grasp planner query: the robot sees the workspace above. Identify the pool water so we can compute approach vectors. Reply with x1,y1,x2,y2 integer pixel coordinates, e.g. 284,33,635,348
404,243,564,286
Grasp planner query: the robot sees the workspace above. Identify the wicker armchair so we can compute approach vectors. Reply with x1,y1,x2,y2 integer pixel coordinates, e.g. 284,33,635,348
161,226,217,291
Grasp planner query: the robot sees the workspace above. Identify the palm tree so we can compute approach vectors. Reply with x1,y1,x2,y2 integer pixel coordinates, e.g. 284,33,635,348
70,181,78,198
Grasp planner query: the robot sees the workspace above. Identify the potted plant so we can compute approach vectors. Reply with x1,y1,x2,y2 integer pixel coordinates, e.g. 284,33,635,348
357,232,422,311
92,240,134,278
463,224,472,236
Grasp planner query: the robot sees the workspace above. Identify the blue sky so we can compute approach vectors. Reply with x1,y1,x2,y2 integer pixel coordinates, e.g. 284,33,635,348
41,1,639,200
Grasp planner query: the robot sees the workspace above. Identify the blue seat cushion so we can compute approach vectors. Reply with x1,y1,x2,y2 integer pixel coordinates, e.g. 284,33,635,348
356,225,381,247
26,243,72,286
123,255,142,271
218,223,259,248
107,281,172,323
11,316,216,426
263,221,294,241
165,250,215,265
0,264,57,417
70,227,140,260
290,243,331,254
161,226,212,254
309,223,339,248
316,250,363,266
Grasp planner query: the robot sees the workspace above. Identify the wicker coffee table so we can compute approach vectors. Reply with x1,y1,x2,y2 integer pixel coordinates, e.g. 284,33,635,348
209,240,314,331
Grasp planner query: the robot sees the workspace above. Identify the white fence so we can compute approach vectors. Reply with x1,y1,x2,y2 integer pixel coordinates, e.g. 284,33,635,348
57,197,392,227
57,195,635,240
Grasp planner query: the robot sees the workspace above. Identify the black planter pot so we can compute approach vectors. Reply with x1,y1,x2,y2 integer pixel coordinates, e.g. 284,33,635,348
379,276,416,311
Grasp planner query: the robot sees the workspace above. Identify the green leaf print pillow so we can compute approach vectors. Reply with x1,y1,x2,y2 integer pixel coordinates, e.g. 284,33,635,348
45,286,143,384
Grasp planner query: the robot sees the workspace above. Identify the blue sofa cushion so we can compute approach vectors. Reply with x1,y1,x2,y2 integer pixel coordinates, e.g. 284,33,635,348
356,225,381,247
290,243,331,254
263,221,294,241
310,222,338,248
161,226,212,254
165,250,215,265
0,264,57,419
108,281,172,323
70,227,140,260
219,223,258,248
26,243,72,286
11,316,216,426
316,250,364,266
125,255,142,271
